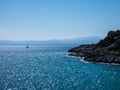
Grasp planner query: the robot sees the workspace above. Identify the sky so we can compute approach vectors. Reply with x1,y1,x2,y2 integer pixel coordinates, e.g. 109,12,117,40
0,0,120,40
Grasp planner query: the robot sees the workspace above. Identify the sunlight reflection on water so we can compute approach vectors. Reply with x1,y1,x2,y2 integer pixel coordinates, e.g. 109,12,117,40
0,45,120,90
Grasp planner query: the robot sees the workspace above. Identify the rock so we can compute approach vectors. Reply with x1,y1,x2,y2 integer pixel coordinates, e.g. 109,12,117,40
68,30,120,64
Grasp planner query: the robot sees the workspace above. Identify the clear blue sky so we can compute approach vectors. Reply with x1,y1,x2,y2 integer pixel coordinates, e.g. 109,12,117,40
0,0,120,40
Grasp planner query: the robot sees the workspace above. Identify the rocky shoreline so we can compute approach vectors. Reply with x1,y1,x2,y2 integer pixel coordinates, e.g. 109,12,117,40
68,30,120,64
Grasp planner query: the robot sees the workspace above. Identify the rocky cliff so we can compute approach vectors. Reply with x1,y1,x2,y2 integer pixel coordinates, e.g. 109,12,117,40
68,30,120,64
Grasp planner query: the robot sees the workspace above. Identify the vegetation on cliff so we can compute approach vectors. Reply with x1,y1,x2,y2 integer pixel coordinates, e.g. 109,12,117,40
97,30,120,53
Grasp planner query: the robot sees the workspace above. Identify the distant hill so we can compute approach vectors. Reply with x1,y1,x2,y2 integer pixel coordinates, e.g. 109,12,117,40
0,36,100,45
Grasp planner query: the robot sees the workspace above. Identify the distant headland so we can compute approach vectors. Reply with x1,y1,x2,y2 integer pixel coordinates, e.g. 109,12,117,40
68,30,120,64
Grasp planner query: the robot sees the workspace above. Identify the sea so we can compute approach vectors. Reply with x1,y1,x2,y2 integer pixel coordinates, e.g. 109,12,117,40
0,44,120,90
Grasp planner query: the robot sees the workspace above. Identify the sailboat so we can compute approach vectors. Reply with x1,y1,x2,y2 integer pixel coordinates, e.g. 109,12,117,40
26,44,29,48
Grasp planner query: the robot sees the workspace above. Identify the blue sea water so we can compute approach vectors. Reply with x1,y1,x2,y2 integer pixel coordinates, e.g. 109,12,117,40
0,45,120,90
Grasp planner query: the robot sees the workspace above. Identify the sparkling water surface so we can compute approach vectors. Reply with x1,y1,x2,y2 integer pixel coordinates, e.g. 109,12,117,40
0,45,120,90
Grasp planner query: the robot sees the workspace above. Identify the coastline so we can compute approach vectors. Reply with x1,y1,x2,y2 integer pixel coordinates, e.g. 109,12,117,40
68,46,120,65
68,53,120,66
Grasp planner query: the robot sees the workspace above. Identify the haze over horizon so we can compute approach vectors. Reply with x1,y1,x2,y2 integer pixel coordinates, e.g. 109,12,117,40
0,36,100,41
0,0,120,40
